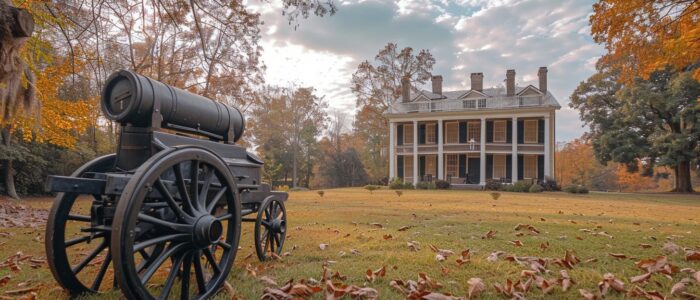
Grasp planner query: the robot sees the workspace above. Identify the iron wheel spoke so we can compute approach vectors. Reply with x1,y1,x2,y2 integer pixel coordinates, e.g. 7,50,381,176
65,232,104,247
193,252,207,294
140,243,188,285
207,186,228,214
215,213,233,221
273,233,281,252
155,178,190,221
174,163,194,214
91,251,111,291
199,167,215,208
180,253,192,300
137,213,191,232
68,214,91,222
133,233,189,252
203,248,221,275
72,240,107,274
216,240,231,250
158,253,184,300
190,160,200,211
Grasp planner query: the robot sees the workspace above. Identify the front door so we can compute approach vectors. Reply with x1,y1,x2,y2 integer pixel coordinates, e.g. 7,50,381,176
467,158,480,184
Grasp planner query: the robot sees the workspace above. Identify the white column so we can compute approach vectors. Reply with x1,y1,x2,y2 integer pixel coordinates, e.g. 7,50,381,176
413,121,419,185
389,121,395,180
544,115,551,179
437,120,444,180
512,117,518,183
479,117,486,185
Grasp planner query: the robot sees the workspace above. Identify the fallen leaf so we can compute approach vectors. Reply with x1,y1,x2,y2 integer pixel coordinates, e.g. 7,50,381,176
639,243,652,249
599,273,626,295
407,241,421,251
609,253,627,259
0,275,9,288
482,230,497,239
369,223,383,228
510,240,523,247
487,251,505,262
630,273,652,284
467,278,485,299
579,288,600,300
455,249,470,266
349,287,379,299
686,250,700,261
662,241,680,255
398,225,413,231
383,234,393,240
319,244,329,250
670,278,692,296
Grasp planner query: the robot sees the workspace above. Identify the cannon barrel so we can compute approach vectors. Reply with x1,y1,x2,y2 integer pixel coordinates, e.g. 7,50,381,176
101,70,245,142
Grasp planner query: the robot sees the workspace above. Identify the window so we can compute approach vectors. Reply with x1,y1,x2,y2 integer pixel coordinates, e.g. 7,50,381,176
524,120,538,144
524,155,538,179
446,154,458,177
404,124,414,145
467,121,480,142
425,156,436,176
493,155,506,179
405,156,414,178
493,120,506,143
445,122,458,144
426,123,436,144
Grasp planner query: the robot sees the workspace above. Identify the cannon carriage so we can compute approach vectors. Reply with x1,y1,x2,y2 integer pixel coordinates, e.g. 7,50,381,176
44,70,287,299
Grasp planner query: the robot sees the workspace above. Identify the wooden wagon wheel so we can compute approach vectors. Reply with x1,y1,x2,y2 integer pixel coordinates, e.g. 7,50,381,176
254,196,286,261
111,147,241,300
45,154,117,296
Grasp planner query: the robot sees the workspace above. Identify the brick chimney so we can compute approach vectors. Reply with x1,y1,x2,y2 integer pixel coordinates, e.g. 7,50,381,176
506,69,515,96
431,75,443,95
401,75,411,102
470,72,483,92
538,67,547,93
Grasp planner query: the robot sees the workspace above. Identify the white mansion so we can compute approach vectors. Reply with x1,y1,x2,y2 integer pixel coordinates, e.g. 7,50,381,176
385,67,560,187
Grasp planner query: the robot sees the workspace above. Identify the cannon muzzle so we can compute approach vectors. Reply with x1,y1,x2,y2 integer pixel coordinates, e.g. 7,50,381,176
101,70,245,142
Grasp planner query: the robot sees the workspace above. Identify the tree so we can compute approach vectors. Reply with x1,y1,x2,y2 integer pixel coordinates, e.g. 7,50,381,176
571,62,700,193
351,43,435,181
250,86,327,188
590,0,700,82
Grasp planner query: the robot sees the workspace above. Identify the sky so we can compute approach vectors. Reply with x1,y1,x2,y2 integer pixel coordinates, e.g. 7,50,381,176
248,0,605,142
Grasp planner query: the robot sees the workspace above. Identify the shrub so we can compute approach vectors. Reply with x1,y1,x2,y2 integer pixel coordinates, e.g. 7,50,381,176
564,184,589,194
529,184,544,193
364,185,381,193
289,187,309,191
511,180,533,193
435,180,450,189
485,180,502,191
540,179,561,191
389,178,414,190
317,190,325,197
415,181,436,190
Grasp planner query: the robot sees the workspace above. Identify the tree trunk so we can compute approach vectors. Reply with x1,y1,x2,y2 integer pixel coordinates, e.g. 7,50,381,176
673,161,694,193
1,126,19,199
292,138,298,188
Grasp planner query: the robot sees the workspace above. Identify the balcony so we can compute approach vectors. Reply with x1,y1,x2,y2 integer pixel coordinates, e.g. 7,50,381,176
387,95,556,114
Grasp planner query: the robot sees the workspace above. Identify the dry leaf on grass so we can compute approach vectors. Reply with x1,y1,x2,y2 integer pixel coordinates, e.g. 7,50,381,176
482,230,497,239
553,250,580,269
493,279,525,299
487,251,505,262
639,243,652,249
467,278,485,299
0,275,9,288
627,286,667,300
695,271,700,284
383,234,393,240
662,241,680,255
540,242,549,250
670,278,692,296
559,270,575,292
635,256,678,275
685,250,700,261
398,225,413,231
579,288,600,300
509,240,523,247
598,273,626,295
630,273,652,284
407,241,421,251
319,244,329,250
609,253,627,259
369,223,383,228
455,249,470,266
365,266,386,282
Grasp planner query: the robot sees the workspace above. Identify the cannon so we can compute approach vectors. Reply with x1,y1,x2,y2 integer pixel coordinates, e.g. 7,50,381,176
45,70,287,299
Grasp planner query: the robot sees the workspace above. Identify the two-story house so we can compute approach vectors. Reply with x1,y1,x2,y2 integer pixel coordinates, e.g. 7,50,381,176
385,67,560,187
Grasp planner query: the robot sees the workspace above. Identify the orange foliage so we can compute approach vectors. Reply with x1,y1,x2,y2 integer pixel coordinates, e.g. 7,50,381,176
14,57,92,149
555,139,602,187
590,0,700,82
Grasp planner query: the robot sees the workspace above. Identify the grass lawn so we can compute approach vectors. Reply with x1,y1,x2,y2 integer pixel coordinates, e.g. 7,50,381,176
1,188,699,299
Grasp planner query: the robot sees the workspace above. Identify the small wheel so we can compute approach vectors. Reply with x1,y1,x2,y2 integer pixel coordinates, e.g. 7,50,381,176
255,196,287,261
46,154,116,296
111,147,241,300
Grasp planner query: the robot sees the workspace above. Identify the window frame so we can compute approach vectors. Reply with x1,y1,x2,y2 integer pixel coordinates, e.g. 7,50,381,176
467,121,480,142
404,123,414,145
446,154,458,177
493,120,507,143
524,155,538,179
445,122,458,144
404,155,414,179
524,119,538,144
493,154,506,179
425,123,436,144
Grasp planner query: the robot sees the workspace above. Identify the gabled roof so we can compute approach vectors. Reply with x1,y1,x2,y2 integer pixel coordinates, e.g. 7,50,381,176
516,85,543,96
459,90,488,98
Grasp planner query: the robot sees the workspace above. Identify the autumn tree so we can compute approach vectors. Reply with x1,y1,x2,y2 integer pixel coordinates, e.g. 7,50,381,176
571,61,700,193
351,43,435,181
590,0,700,82
316,112,368,187
250,86,327,188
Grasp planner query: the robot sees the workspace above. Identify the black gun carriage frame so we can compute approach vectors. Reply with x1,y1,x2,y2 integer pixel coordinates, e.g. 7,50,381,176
44,70,288,299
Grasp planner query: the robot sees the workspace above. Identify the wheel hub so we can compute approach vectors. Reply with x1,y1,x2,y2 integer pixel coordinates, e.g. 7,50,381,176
192,215,222,248
271,219,286,234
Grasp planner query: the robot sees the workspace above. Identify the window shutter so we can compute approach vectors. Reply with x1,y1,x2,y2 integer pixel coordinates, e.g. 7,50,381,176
517,120,524,144
459,122,467,143
486,154,493,179
458,155,466,178
397,124,403,145
517,155,524,180
506,120,512,143
538,119,545,144
486,121,493,143
538,155,545,180
419,124,426,145
397,156,404,179
506,155,512,180
419,156,426,177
